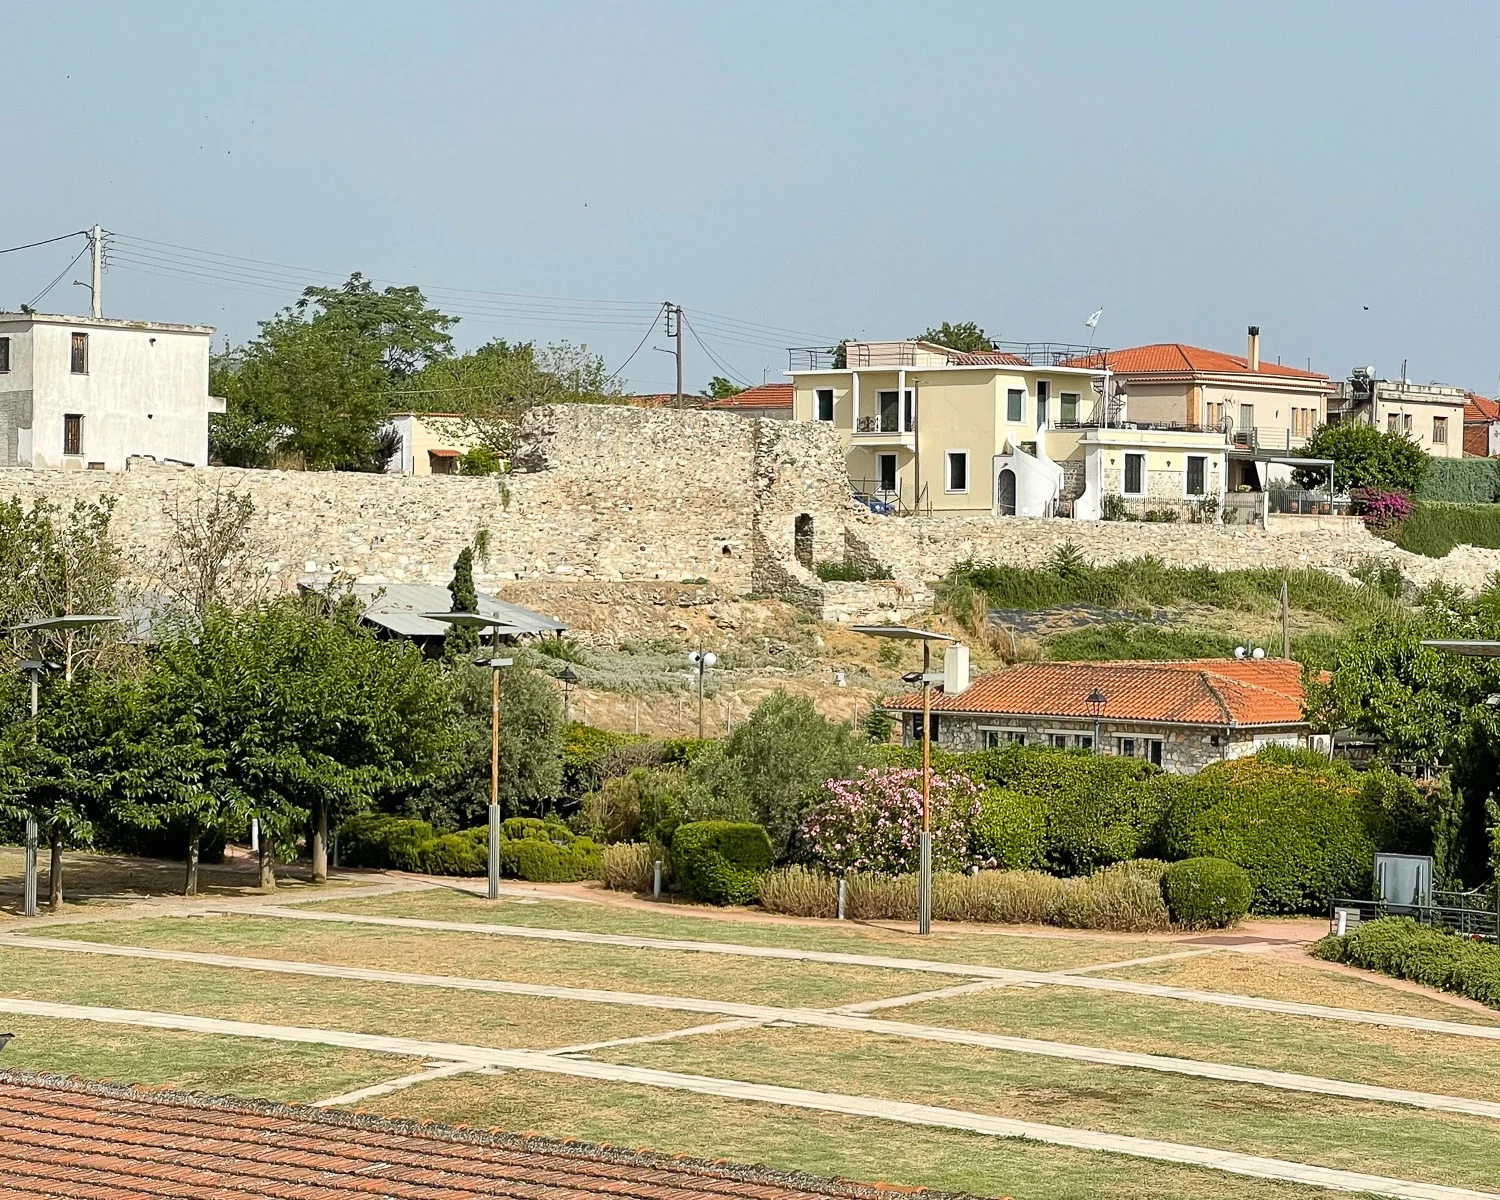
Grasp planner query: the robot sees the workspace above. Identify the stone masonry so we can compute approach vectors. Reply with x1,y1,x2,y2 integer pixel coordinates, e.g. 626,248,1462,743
1,404,1495,621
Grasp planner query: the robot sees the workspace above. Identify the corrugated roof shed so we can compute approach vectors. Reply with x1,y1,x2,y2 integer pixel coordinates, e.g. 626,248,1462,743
298,577,567,639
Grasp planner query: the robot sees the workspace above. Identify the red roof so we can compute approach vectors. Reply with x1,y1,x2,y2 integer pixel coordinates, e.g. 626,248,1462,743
1465,392,1500,423
949,350,1032,367
703,382,794,411
886,658,1305,728
0,1072,907,1200
1064,343,1328,382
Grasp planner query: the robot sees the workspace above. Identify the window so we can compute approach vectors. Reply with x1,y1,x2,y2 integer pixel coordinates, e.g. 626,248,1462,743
1078,734,1094,751
1035,381,1050,430
1048,732,1068,749
1060,392,1079,424
1403,413,1413,434
877,452,898,494
1433,415,1448,445
982,728,1025,748
1238,403,1254,432
1148,739,1163,767
1006,388,1023,423
1206,400,1221,428
0,336,9,372
70,332,88,374
903,390,913,431
1388,412,1400,433
876,391,900,433
63,413,83,456
1123,452,1145,496
815,388,834,422
1117,736,1136,758
946,450,969,493
1186,455,1206,496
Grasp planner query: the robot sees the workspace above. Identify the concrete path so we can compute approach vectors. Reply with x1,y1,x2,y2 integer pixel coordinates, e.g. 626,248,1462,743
7,935,1499,1120
228,905,1500,1042
309,1059,485,1108
0,996,1489,1200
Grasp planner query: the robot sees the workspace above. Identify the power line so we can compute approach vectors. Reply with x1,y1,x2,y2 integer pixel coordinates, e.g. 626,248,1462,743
683,313,754,387
607,303,667,383
26,243,92,310
0,230,87,256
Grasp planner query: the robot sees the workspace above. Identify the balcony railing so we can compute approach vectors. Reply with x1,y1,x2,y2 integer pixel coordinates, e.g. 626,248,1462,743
1053,419,1222,434
788,341,1110,372
855,414,908,435
1231,426,1311,453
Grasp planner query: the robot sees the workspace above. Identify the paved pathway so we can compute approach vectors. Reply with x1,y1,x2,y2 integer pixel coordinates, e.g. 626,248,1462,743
0,996,1489,1200
6,935,1499,1120
225,905,1500,1042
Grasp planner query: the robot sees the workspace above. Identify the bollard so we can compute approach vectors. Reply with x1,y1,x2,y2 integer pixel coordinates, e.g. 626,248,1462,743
249,818,260,854
836,876,846,921
653,860,663,898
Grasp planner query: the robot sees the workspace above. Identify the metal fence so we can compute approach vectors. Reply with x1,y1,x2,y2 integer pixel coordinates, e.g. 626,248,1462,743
1328,894,1500,943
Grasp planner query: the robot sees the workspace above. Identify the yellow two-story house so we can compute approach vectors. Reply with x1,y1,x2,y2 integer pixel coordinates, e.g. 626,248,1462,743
789,339,1229,520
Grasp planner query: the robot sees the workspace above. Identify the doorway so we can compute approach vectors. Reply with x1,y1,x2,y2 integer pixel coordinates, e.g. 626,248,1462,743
997,468,1017,516
794,513,814,569
877,453,898,495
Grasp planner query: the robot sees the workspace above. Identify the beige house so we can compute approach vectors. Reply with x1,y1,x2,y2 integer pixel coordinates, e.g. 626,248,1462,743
1327,369,1468,459
383,412,483,475
788,339,1228,520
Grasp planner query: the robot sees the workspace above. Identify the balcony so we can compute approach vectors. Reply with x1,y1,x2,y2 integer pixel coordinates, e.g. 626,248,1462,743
788,340,1109,372
1230,427,1311,454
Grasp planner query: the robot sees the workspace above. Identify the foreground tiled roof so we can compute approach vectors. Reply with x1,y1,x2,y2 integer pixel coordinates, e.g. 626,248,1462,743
1063,343,1328,381
1466,392,1500,423
885,658,1305,727
948,350,1032,367
0,1072,946,1200
703,382,794,411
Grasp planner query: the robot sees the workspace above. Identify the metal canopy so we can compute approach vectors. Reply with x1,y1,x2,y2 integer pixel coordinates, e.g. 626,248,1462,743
7,615,121,633
421,611,528,637
1420,639,1500,658
850,625,956,641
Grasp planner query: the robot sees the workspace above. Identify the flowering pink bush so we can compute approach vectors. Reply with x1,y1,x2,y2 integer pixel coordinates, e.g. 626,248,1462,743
1350,487,1414,530
801,766,982,875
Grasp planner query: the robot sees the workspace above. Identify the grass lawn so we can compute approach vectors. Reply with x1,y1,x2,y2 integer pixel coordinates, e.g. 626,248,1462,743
0,1015,409,1104
296,888,1173,972
10,916,939,1009
0,945,702,1049
376,1069,1379,1200
595,1025,1500,1193
1095,950,1500,1024
901,985,1500,1100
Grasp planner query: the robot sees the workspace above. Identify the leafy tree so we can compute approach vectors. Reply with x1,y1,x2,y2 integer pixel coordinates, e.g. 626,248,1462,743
297,272,456,380
152,483,266,617
443,545,481,662
700,376,745,399
918,322,993,353
1293,422,1430,493
829,340,848,369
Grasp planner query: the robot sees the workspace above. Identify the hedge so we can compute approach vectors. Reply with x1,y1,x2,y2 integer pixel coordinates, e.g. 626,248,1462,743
1311,918,1500,1009
499,835,601,882
671,820,773,905
1384,501,1500,558
1161,857,1252,929
338,812,599,882
1414,458,1500,504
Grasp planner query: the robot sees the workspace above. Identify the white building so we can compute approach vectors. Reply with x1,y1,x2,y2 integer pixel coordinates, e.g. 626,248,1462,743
0,312,222,470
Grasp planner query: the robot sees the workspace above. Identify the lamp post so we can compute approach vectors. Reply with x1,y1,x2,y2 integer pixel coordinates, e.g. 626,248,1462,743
850,625,955,935
688,649,717,739
1087,688,1106,753
6,614,120,917
424,612,522,901
559,664,580,724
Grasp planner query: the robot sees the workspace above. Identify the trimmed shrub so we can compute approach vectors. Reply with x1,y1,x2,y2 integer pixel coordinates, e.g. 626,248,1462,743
1312,918,1500,1009
1415,458,1500,504
1161,857,1252,928
973,786,1047,870
339,812,595,880
561,723,654,796
601,842,658,893
338,814,443,873
1159,758,1380,913
499,834,601,883
672,821,774,905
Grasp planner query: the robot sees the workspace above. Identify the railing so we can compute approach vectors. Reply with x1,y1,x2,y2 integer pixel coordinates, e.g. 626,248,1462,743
993,341,1105,367
855,414,907,435
1329,895,1499,943
1230,426,1310,453
789,341,1111,372
1267,488,1351,516
850,479,930,517
1053,419,1222,434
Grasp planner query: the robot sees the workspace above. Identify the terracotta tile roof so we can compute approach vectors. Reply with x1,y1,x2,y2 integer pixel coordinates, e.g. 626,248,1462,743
1063,343,1328,381
1465,392,1500,423
0,1072,939,1200
885,658,1305,728
703,382,794,411
948,350,1032,367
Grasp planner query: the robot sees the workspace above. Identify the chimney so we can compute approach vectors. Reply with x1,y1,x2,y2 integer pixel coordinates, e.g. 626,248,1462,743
1247,326,1261,372
943,644,970,695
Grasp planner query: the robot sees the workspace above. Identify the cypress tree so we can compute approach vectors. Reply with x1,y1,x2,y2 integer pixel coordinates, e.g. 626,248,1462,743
444,545,481,661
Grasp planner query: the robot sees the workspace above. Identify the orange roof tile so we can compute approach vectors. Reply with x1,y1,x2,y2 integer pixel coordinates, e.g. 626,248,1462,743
1064,343,1328,381
950,350,1032,367
1465,392,1500,423
885,658,1305,727
0,1072,915,1200
704,382,794,410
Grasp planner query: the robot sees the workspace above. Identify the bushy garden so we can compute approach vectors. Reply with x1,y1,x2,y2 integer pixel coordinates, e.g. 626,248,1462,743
1312,918,1500,1010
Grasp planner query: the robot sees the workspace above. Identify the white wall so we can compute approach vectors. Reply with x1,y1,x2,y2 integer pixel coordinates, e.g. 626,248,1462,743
11,317,214,470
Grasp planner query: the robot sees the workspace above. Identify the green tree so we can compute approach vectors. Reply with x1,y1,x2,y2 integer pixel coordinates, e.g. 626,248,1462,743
918,322,993,353
700,376,745,399
297,272,456,380
1293,422,1430,493
443,546,481,662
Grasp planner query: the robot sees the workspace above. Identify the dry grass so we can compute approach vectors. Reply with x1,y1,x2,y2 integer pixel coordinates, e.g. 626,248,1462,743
600,843,657,893
759,863,1171,932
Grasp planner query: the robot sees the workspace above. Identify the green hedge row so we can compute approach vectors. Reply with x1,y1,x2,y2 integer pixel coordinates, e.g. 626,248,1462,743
1384,501,1500,558
672,820,773,905
1311,918,1500,1009
338,813,600,882
1414,458,1500,504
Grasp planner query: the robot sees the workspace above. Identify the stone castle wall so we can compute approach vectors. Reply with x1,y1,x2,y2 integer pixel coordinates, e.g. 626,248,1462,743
2,403,1495,615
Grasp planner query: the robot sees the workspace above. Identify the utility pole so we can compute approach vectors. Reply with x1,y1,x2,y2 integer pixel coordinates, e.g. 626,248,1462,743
89,225,103,318
1280,579,1290,659
663,302,683,407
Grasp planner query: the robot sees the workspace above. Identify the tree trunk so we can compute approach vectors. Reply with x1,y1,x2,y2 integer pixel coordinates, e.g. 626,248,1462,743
259,834,276,891
48,831,63,912
312,803,328,884
184,822,200,897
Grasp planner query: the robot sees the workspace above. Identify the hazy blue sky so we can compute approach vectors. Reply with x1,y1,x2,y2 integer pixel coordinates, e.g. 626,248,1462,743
3,1,1497,394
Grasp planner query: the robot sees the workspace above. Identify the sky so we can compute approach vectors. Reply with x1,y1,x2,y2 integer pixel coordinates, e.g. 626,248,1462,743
3,0,1498,395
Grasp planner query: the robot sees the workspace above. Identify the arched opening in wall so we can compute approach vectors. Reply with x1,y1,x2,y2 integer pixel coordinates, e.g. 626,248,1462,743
794,513,814,569
997,469,1017,517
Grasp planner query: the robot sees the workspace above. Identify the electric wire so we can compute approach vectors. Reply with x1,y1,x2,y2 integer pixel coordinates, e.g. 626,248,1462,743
607,303,668,382
682,314,755,387
26,243,92,310
0,230,88,256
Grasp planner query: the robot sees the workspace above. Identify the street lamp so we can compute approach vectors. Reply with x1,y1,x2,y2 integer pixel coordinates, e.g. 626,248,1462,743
424,612,523,900
558,664,580,724
1087,688,1107,752
6,614,120,917
850,625,955,935
688,649,717,738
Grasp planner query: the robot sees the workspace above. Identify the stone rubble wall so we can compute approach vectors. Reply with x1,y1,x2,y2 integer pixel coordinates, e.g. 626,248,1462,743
2,403,1495,618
